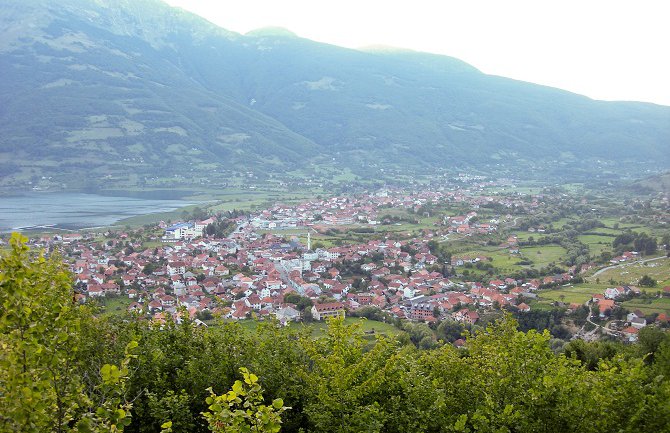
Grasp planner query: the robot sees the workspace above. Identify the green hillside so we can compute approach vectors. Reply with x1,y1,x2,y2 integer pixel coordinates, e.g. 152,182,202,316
1,0,669,191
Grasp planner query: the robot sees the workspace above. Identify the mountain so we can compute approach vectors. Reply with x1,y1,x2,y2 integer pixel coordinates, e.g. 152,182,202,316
1,0,669,191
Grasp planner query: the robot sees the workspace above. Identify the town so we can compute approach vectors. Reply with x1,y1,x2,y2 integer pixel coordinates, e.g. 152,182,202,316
17,181,670,345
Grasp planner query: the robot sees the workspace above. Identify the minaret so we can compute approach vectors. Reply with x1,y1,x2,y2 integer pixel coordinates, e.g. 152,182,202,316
307,231,311,251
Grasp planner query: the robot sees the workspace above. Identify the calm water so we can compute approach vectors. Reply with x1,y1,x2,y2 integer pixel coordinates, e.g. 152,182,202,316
0,193,193,232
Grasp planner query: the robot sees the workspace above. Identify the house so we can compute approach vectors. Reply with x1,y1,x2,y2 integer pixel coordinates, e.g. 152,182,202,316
167,261,186,275
127,302,143,313
311,302,346,321
517,302,531,313
452,309,479,324
409,303,436,321
627,309,646,322
604,286,627,300
630,317,647,329
622,326,639,342
275,306,301,324
214,265,230,276
598,299,616,318
87,285,104,298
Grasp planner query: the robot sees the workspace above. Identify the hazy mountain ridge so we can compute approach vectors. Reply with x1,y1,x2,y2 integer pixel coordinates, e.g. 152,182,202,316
0,0,668,189
631,172,670,194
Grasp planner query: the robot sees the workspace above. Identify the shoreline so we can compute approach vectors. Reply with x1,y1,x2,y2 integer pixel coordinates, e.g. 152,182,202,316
0,192,201,235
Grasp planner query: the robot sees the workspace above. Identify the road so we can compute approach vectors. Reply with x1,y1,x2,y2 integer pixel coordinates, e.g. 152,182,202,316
572,300,621,341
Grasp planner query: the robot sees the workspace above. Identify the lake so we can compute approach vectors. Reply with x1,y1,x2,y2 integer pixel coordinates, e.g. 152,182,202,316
0,192,194,232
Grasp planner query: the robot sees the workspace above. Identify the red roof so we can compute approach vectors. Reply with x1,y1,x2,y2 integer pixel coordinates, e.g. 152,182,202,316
314,302,345,312
622,326,639,334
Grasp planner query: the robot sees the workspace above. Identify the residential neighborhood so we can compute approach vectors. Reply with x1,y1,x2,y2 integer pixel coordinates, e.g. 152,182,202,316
21,184,669,344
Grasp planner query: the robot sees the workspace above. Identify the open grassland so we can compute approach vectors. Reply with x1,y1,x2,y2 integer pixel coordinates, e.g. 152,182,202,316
114,204,207,227
260,212,444,248
621,298,670,316
551,218,574,229
525,300,557,312
98,296,133,317
537,284,604,305
588,257,670,287
518,245,567,268
380,216,442,233
578,234,614,256
301,317,401,338
236,317,400,339
456,249,526,274
512,231,537,242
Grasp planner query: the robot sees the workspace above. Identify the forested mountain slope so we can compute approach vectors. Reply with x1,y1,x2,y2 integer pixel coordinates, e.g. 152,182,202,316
1,0,668,189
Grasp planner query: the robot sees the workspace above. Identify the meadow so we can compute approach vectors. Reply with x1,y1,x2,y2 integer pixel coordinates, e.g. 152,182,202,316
588,257,670,287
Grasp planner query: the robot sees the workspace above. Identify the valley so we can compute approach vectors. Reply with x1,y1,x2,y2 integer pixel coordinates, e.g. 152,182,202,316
8,174,667,345
1,1,669,431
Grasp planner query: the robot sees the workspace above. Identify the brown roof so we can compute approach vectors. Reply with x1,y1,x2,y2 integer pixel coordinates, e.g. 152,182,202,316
314,302,345,312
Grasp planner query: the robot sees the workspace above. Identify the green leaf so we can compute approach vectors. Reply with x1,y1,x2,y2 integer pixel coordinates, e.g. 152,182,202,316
232,380,244,394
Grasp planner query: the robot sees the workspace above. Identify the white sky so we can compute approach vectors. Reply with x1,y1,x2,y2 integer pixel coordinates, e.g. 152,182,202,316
164,0,670,106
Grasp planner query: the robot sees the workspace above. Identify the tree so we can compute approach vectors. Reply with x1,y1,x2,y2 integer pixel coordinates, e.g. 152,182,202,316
637,326,670,364
436,320,465,343
639,274,657,288
200,367,289,433
0,233,135,432
0,233,90,432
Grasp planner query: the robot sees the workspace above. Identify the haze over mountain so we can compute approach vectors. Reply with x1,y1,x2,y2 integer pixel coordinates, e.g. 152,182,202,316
1,0,668,190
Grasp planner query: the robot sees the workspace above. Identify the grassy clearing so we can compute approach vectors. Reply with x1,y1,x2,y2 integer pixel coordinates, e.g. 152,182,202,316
381,216,442,233
518,245,567,268
113,204,205,227
537,285,601,305
235,317,400,338
526,300,557,312
302,317,401,338
97,296,133,317
487,252,523,273
512,231,537,242
551,218,575,229
141,240,165,249
578,234,614,256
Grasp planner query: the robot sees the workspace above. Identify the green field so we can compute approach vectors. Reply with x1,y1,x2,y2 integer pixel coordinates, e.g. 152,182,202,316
512,231,537,242
577,234,614,256
518,245,567,268
589,257,670,287
98,296,133,317
237,317,400,339
551,218,575,229
621,298,670,316
537,284,602,305
447,241,570,275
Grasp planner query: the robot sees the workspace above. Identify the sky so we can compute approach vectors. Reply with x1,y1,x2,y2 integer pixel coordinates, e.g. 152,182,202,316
164,0,670,106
